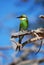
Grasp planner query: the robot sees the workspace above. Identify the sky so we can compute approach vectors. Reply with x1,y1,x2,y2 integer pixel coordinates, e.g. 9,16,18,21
0,0,44,65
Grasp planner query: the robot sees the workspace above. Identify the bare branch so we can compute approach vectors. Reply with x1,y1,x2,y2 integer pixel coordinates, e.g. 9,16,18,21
11,28,44,38
11,30,32,38
17,58,44,65
22,37,43,47
11,28,44,49
0,46,12,50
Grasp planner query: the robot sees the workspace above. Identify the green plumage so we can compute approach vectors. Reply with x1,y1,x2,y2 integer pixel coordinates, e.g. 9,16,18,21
19,19,28,30
19,18,28,44
16,15,29,51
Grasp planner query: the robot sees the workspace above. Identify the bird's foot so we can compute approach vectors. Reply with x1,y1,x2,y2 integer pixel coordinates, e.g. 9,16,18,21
16,43,22,51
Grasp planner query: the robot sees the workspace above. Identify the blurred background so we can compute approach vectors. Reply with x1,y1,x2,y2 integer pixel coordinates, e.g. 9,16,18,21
0,0,44,65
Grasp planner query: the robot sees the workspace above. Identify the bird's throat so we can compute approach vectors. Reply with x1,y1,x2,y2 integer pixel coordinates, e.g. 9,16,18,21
20,18,26,20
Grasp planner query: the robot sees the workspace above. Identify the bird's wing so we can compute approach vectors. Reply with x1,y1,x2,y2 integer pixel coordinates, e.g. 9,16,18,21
19,23,22,31
27,19,29,28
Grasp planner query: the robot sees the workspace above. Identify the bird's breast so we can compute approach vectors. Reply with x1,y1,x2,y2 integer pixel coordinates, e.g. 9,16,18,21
20,21,28,30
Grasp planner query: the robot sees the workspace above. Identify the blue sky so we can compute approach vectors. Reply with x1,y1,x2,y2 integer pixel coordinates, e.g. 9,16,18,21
0,0,44,65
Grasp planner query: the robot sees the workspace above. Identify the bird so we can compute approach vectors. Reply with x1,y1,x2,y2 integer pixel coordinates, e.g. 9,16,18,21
16,14,29,51
39,15,44,19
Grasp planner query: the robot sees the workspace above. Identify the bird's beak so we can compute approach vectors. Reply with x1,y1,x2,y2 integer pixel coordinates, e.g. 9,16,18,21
16,16,21,18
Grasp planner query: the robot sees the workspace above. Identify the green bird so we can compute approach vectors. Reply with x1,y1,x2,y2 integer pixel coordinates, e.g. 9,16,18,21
16,14,29,51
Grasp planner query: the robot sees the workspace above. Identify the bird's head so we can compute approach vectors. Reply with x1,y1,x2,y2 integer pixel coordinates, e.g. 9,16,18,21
17,14,27,20
39,15,44,19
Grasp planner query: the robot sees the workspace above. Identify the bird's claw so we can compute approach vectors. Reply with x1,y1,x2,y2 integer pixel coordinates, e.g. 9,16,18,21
16,44,23,51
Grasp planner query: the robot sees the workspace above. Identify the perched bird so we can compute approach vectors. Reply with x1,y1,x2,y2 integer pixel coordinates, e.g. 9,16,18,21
16,14,29,51
39,15,44,19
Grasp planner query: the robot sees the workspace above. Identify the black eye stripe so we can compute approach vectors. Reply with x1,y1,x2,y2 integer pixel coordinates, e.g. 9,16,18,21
20,16,26,18
17,16,26,18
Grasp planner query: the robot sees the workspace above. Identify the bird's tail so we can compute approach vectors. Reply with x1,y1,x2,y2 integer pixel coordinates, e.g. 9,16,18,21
19,38,22,44
19,36,24,44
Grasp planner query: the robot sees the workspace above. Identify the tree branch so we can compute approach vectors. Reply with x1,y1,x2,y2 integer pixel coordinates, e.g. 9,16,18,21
0,46,12,50
11,28,44,38
11,28,44,49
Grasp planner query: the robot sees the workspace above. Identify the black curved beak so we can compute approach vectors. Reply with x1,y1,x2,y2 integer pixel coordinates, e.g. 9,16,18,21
16,16,21,18
16,16,26,18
